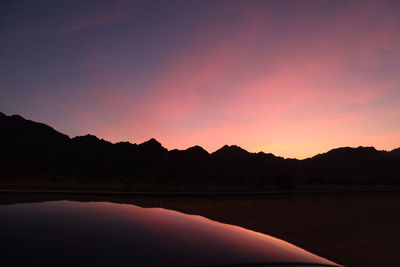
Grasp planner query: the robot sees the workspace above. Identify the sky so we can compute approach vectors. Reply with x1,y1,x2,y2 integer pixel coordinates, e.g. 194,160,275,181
1,0,400,159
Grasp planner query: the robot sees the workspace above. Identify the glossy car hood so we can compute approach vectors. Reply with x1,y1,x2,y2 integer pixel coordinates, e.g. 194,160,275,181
0,201,341,266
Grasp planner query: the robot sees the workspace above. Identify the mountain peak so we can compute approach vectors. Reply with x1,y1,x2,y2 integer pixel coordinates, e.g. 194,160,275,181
140,138,162,146
138,138,167,152
10,114,25,120
213,144,249,157
311,146,383,161
73,134,100,141
72,134,110,145
215,144,248,153
186,145,208,153
185,145,209,156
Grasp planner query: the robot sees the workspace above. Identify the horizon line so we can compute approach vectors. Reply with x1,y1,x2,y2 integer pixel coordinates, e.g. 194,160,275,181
2,111,399,160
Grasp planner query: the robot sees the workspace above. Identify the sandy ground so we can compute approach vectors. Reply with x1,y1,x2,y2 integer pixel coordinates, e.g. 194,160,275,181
1,191,399,267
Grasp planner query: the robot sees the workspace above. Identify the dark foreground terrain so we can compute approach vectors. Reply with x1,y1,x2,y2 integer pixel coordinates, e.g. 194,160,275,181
1,191,399,267
2,111,400,190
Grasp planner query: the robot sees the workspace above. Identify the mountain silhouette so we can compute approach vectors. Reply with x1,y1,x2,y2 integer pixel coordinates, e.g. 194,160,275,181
1,112,399,190
170,146,209,161
389,147,400,157
137,138,168,154
212,145,250,158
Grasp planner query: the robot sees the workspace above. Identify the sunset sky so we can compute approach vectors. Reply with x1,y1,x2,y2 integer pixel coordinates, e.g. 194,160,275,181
1,0,400,158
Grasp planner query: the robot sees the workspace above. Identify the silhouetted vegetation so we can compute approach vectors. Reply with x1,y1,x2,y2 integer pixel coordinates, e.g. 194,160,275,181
1,111,399,191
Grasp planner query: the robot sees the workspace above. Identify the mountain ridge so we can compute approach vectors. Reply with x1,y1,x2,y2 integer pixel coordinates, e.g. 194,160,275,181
1,111,397,160
1,111,399,188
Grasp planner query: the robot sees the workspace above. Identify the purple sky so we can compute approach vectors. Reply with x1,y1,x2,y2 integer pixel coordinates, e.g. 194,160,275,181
1,0,400,158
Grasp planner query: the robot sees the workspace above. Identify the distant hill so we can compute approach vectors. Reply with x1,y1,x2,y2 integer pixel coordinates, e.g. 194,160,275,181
0,111,399,189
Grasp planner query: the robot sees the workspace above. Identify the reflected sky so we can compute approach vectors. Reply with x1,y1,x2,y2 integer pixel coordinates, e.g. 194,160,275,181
0,201,340,266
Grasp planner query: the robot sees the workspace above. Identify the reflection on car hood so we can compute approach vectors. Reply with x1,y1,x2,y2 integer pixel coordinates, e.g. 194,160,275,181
0,201,342,266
